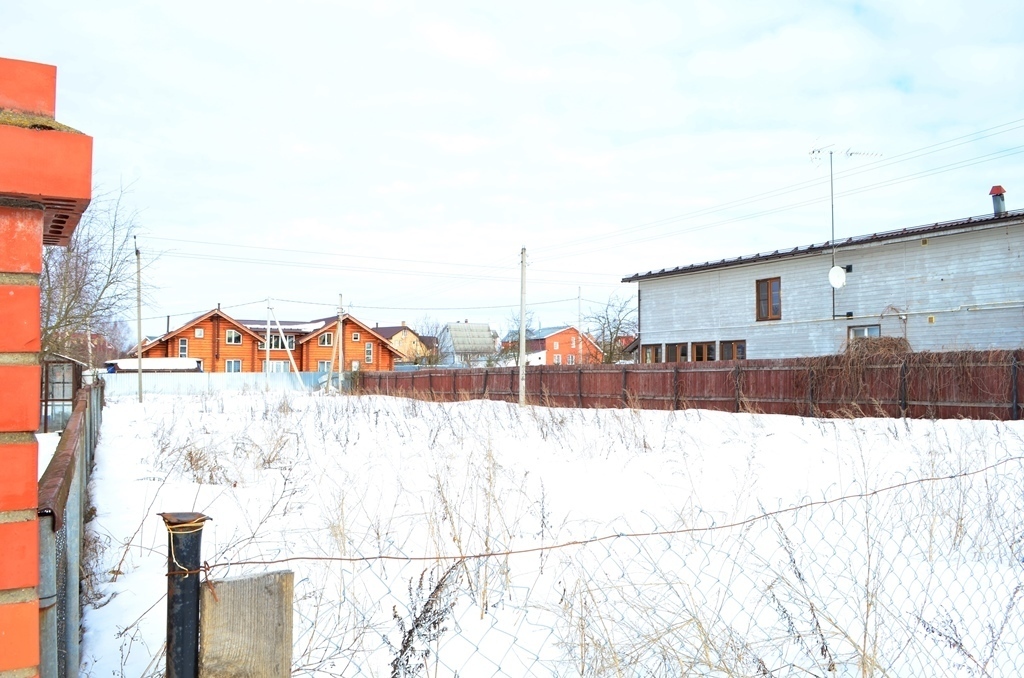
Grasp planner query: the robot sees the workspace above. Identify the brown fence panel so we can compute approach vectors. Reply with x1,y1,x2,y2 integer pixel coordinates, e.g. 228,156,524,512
361,350,1020,421
582,365,628,408
738,362,809,416
677,364,734,411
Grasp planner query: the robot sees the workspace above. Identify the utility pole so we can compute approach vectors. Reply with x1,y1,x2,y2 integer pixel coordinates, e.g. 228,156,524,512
265,298,271,389
327,294,341,392
577,287,582,366
134,236,143,403
518,247,526,406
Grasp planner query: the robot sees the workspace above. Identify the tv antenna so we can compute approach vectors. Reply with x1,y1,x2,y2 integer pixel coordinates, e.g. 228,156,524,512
808,145,882,290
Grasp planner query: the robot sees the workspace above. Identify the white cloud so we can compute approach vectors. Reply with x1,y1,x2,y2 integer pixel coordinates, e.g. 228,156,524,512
417,21,502,65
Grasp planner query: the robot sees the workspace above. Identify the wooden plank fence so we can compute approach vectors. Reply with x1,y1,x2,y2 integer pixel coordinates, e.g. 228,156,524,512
359,350,1023,421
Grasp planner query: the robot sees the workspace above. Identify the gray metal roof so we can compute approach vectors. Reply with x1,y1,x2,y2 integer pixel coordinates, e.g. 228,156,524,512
444,322,495,354
622,208,1024,283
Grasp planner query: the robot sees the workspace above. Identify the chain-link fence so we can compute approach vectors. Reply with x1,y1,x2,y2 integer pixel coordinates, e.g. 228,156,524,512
39,382,102,678
84,392,1024,676
204,459,1023,677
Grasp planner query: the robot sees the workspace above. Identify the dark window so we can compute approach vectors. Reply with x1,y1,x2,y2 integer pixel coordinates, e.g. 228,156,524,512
692,342,715,362
756,277,781,321
665,343,688,362
640,344,661,364
721,340,746,360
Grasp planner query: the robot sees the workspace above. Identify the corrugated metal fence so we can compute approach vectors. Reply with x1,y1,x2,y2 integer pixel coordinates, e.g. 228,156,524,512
101,371,354,398
38,382,103,678
361,350,1023,420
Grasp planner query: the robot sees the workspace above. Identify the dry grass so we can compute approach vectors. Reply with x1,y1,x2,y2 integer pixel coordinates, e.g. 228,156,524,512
0,108,82,133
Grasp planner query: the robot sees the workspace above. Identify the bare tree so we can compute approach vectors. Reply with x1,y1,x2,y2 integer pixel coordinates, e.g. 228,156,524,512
40,187,141,364
585,294,638,364
412,316,446,365
495,309,536,366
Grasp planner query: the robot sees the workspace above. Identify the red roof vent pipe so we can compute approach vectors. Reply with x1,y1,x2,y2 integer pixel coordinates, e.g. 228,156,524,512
990,185,1006,216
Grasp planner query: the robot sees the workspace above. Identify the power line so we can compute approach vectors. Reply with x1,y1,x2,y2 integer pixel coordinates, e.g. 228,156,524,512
531,118,1024,259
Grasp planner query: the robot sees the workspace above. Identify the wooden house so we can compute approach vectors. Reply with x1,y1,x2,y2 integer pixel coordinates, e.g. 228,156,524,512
140,309,403,373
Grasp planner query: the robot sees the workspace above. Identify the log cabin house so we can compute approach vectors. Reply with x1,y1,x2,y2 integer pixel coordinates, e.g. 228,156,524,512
140,308,404,373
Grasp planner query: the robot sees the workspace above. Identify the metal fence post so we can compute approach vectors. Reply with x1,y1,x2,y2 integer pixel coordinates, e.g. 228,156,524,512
38,515,58,678
160,512,211,678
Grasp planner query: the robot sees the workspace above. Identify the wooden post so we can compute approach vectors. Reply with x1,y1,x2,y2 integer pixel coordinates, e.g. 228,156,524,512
1011,353,1019,421
808,367,815,417
621,368,628,407
577,367,583,408
672,366,679,411
898,360,908,417
199,571,293,677
482,368,489,399
733,366,741,413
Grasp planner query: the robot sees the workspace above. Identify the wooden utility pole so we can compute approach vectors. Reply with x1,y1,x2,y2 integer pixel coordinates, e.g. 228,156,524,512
518,247,526,405
135,236,143,402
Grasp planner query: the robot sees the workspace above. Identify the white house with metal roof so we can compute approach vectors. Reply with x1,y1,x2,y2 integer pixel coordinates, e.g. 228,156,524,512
438,321,498,367
622,188,1024,362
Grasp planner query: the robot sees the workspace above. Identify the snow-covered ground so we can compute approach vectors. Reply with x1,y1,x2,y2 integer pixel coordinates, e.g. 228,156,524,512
81,392,1024,676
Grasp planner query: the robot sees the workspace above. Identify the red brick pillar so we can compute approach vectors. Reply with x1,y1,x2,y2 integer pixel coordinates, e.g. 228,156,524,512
0,204,44,674
0,56,92,678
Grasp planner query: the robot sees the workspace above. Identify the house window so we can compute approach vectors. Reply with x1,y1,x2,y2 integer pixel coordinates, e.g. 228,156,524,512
553,354,562,365
567,354,575,366
194,328,204,338
226,330,242,345
720,340,746,361
665,343,688,362
692,342,715,362
848,325,881,340
258,335,295,350
553,341,560,350
317,360,333,371
756,277,782,321
352,332,361,342
570,336,576,349
319,332,333,347
262,360,289,372
365,342,373,364
178,338,188,358
640,345,661,364
225,359,242,372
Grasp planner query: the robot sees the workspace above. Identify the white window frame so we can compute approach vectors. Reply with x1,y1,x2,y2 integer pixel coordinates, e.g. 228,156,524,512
848,325,881,339
194,328,204,338
553,353,562,365
261,359,290,373
352,332,361,342
225,329,242,345
178,338,188,357
317,360,333,372
570,336,576,349
365,341,373,364
553,341,560,350
225,359,242,373
567,354,575,365
318,332,333,347
258,335,295,350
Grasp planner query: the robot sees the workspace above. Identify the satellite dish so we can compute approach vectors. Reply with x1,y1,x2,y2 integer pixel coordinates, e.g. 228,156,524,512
828,265,847,289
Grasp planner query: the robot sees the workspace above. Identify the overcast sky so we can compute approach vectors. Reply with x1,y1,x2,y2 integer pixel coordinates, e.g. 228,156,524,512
5,1,1023,338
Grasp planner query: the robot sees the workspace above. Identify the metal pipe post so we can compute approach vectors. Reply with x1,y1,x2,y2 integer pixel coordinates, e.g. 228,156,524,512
160,512,211,678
